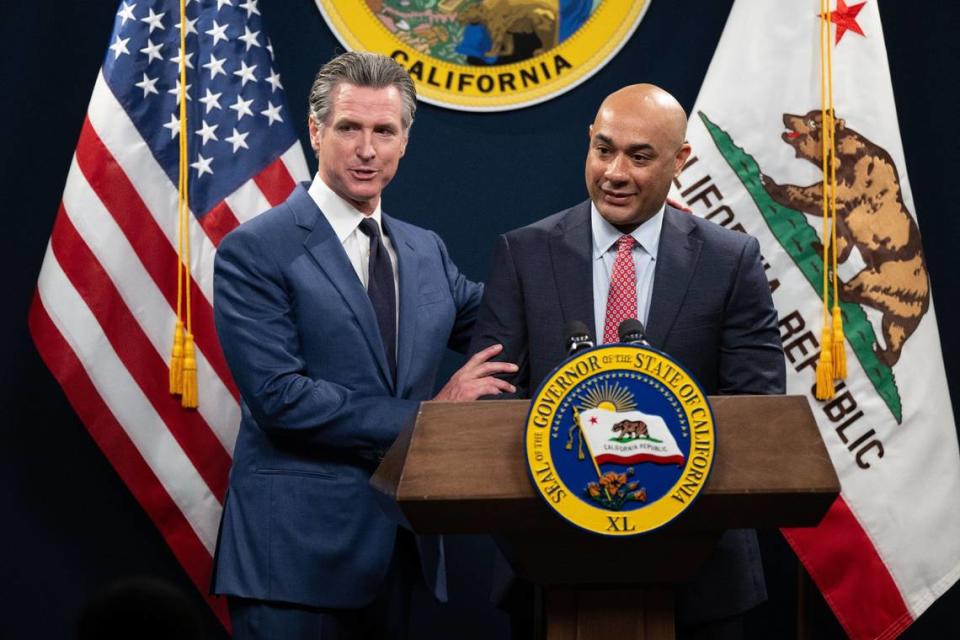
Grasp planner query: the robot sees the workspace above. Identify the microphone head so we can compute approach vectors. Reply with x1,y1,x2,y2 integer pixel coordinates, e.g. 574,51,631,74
618,318,646,344
563,320,594,354
564,320,591,342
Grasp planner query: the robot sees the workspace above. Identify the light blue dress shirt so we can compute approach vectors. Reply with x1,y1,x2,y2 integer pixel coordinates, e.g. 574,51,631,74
591,202,664,342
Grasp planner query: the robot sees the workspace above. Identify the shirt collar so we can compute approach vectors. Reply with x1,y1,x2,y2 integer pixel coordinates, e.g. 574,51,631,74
590,202,665,260
307,172,384,242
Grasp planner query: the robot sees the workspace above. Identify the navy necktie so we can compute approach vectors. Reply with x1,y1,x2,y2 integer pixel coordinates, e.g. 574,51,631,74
358,217,397,382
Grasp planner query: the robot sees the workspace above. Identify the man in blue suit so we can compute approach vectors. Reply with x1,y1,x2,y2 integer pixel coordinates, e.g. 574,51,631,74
211,52,516,639
470,84,786,636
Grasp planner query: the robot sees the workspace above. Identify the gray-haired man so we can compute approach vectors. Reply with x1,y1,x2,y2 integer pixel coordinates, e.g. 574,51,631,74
211,51,515,639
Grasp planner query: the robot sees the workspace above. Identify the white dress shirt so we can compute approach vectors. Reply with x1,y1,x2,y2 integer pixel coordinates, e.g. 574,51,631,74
591,202,664,342
307,174,400,330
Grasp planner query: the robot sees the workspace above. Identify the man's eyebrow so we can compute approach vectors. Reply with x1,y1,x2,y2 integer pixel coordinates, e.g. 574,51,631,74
591,133,655,154
625,143,656,154
332,115,399,131
593,133,614,146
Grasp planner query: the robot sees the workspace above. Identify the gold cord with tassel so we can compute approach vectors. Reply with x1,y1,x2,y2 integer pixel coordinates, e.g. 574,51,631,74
814,0,835,399
169,0,197,408
825,14,847,381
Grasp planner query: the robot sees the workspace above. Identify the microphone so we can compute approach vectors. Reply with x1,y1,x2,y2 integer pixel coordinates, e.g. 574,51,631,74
563,321,595,355
618,318,649,346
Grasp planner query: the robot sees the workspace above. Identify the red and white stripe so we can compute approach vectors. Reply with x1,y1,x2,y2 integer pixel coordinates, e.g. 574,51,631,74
28,70,309,626
783,497,913,640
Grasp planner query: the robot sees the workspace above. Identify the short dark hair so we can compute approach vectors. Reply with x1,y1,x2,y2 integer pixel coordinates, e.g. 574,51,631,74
308,51,417,131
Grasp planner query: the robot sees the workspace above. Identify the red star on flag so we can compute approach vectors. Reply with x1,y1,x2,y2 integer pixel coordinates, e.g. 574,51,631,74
823,0,867,44
590,416,598,425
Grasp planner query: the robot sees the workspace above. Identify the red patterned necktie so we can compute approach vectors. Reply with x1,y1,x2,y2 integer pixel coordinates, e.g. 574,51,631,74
603,235,637,344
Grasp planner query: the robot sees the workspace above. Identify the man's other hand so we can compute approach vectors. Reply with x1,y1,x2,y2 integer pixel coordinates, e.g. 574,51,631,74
433,344,518,401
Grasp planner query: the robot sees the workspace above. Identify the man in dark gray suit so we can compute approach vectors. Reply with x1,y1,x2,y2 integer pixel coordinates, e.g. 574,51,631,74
470,84,786,635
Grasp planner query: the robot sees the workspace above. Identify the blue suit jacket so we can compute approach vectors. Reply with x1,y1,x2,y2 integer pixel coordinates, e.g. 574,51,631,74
470,200,786,625
211,184,482,609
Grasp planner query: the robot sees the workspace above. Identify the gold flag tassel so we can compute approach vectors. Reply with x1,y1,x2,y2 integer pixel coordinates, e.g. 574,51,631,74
169,0,197,408
814,0,835,400
825,18,847,381
181,331,198,408
169,319,185,393
831,306,847,379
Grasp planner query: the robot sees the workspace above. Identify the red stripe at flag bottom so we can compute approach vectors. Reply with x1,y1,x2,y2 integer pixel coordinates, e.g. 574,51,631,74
783,495,912,640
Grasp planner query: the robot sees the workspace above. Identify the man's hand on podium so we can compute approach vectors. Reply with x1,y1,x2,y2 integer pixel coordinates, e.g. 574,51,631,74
433,343,518,401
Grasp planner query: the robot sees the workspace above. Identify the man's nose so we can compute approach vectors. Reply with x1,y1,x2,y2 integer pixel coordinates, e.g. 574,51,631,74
357,132,376,160
604,154,627,182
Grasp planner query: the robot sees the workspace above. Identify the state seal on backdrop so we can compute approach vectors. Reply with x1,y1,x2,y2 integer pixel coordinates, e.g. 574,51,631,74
315,0,651,111
526,345,716,536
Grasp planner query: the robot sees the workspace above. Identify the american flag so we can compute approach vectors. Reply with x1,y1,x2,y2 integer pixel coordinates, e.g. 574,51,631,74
28,0,309,624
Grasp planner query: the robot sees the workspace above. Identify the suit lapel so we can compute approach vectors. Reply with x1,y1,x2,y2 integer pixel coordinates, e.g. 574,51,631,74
646,206,702,347
549,201,595,338
383,214,417,396
292,186,395,391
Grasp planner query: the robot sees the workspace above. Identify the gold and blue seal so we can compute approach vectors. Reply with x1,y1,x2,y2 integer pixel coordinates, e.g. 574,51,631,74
526,344,715,536
315,0,651,111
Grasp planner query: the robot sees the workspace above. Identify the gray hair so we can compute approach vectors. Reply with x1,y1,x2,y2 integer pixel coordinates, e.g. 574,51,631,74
308,51,417,131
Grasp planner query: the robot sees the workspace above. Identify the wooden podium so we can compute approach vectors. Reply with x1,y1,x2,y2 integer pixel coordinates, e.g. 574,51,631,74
371,396,839,639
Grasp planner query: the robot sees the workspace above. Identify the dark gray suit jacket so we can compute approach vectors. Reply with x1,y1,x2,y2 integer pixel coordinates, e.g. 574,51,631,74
470,200,786,625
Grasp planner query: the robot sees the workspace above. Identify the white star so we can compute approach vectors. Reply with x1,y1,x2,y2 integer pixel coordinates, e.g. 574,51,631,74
168,79,192,104
108,35,130,59
195,120,219,145
233,60,257,86
205,20,229,46
229,94,255,120
225,127,250,153
260,101,283,126
116,2,136,26
163,113,180,139
170,49,194,70
216,0,233,9
134,73,159,97
266,38,274,59
265,68,283,92
175,16,199,36
199,88,223,113
238,0,260,17
202,53,227,79
141,8,165,34
238,26,261,51
139,38,163,63
191,153,214,177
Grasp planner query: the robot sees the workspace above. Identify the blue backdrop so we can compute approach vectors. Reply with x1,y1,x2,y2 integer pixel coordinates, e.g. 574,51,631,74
2,1,957,638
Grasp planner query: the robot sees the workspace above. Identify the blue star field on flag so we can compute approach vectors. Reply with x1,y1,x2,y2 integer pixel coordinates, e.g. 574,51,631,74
102,0,298,217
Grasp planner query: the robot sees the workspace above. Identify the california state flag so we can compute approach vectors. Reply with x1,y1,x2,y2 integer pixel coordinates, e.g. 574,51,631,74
579,408,685,466
671,1,960,637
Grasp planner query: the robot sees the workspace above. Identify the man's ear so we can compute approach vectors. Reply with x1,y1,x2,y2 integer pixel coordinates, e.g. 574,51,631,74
674,142,692,176
307,116,322,153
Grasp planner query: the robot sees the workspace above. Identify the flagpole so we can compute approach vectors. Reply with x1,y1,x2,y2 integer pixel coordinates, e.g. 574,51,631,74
572,407,604,480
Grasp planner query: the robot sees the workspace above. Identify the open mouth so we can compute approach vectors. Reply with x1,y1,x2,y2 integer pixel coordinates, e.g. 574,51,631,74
784,131,802,140
349,168,378,180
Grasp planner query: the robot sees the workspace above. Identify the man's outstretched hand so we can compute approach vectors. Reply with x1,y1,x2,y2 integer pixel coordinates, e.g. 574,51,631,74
433,343,518,401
